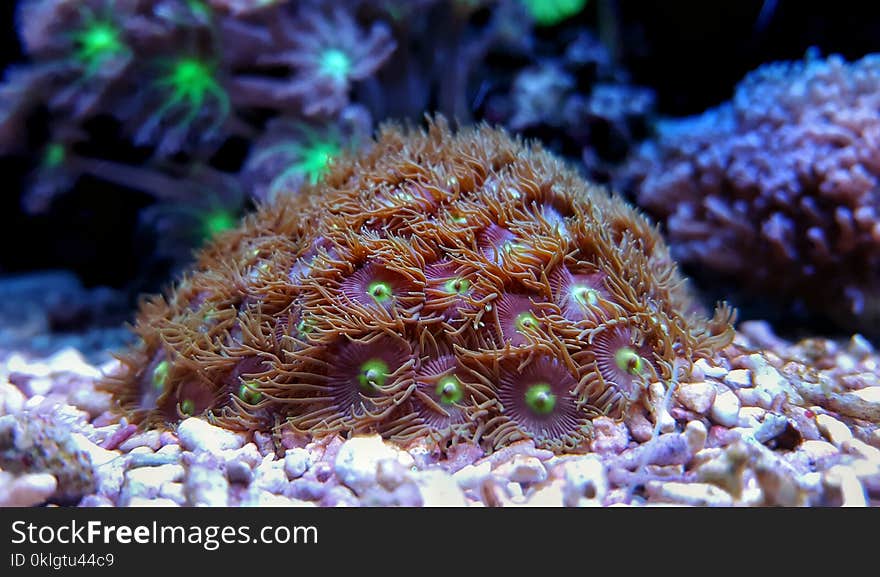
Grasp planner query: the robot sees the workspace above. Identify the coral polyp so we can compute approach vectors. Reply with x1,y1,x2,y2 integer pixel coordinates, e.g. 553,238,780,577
521,0,588,27
319,49,353,82
243,118,350,202
101,118,734,454
202,208,237,239
127,54,232,154
155,57,229,127
549,267,610,321
408,355,471,432
494,292,544,347
72,18,127,74
256,7,397,116
284,334,415,435
489,355,587,451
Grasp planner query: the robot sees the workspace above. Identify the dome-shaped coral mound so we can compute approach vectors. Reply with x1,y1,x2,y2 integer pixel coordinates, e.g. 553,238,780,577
100,118,734,453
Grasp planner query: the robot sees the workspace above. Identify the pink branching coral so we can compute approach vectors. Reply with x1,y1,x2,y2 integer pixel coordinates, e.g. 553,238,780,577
622,53,880,333
100,118,734,454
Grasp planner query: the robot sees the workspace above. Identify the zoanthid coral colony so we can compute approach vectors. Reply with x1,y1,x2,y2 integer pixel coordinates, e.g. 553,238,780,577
101,118,734,454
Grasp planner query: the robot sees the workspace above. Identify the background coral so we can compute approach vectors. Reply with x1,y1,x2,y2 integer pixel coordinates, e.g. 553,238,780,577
101,119,734,454
621,52,880,335
1,0,657,294
477,27,655,184
0,411,96,504
1,0,400,280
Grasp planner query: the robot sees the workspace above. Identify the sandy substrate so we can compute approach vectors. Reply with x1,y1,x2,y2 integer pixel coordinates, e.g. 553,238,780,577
1,320,878,507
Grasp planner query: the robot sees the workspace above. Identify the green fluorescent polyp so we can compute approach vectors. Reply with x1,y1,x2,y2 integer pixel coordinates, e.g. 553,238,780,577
319,48,352,81
186,0,211,18
367,281,393,304
435,375,464,405
73,19,126,72
156,57,229,127
515,311,538,332
572,285,599,307
521,0,588,26
152,360,169,390
238,383,261,404
180,398,195,416
525,383,556,415
258,135,341,197
170,59,215,101
444,277,470,296
615,347,645,375
297,139,339,184
203,210,236,238
358,359,389,391
43,143,65,169
502,241,523,255
296,318,314,335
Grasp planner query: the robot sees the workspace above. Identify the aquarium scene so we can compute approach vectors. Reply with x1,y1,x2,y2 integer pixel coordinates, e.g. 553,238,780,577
0,0,878,508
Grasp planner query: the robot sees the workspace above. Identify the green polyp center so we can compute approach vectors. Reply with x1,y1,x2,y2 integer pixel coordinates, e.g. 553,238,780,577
448,211,468,225
572,285,599,307
298,140,339,184
357,359,389,391
152,360,169,390
186,0,210,18
203,210,236,238
515,311,538,333
615,347,645,376
74,20,125,70
171,58,215,96
319,48,352,81
257,134,342,196
444,277,471,296
525,383,556,415
367,281,393,304
43,143,65,169
296,318,314,335
435,375,464,405
502,241,523,256
180,398,195,416
521,0,587,26
238,383,261,404
159,57,228,123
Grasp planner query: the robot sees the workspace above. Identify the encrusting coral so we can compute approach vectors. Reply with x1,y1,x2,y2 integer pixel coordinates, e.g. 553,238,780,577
100,118,734,454
621,52,880,334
